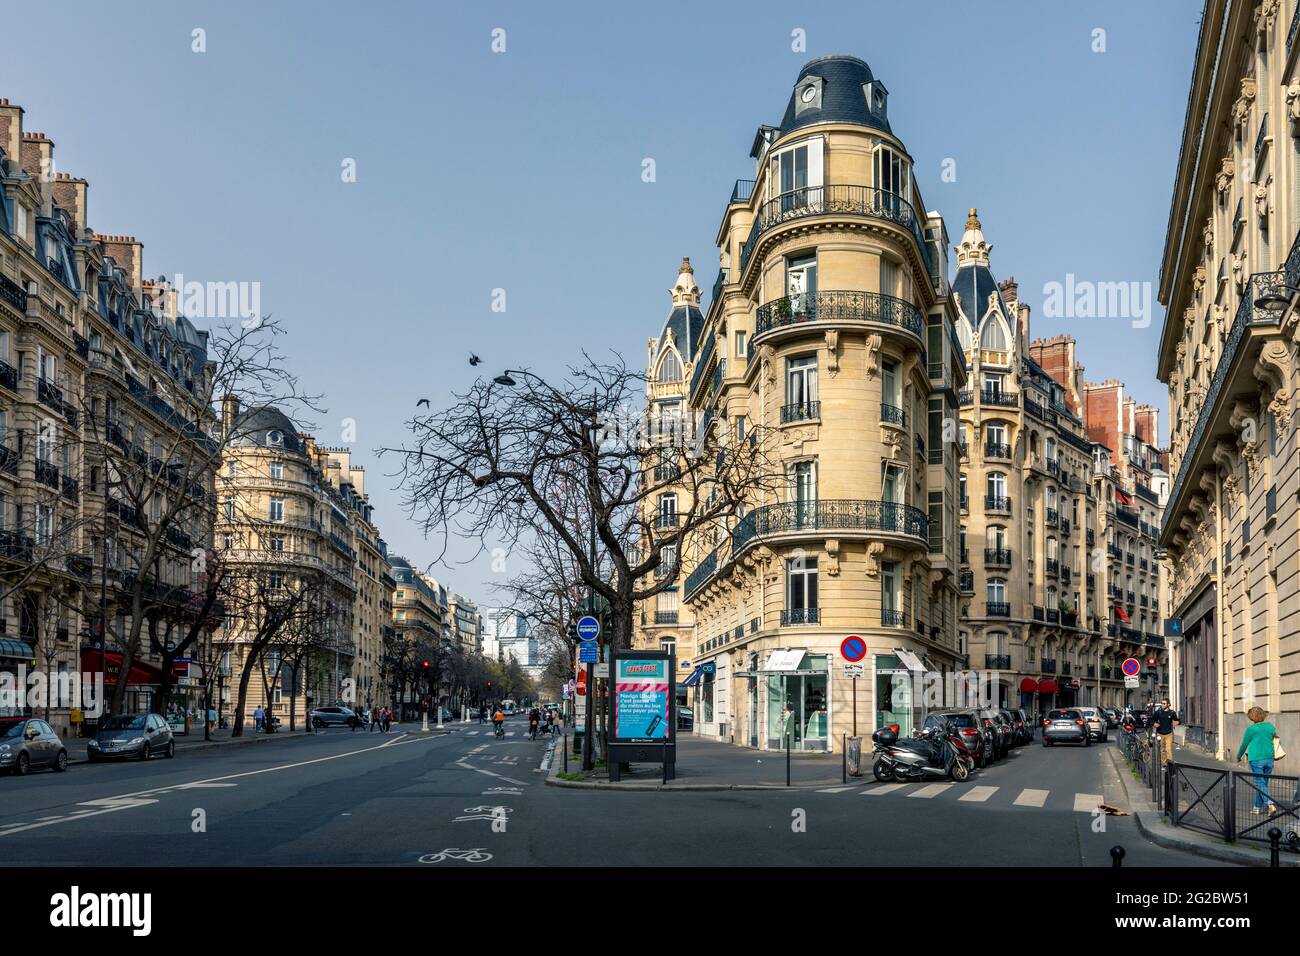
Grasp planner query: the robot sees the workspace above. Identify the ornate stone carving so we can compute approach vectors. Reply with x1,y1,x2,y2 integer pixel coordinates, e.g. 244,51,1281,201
864,541,885,578
881,427,906,461
1232,77,1257,131
1203,217,1215,257
1255,340,1294,425
758,343,776,387
1231,251,1248,292
1255,0,1280,34
1254,177,1273,218
1215,156,1236,195
1288,82,1300,133
782,425,817,451
1192,264,1208,296
824,538,840,576
864,333,882,378
824,330,840,374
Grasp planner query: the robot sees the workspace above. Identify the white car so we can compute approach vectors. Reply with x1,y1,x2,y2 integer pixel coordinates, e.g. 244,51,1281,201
1076,706,1108,742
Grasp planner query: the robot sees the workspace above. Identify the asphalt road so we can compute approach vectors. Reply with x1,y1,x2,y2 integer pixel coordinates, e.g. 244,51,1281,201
0,717,1228,866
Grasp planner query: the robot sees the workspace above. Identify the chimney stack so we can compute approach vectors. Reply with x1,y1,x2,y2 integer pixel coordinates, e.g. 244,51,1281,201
51,173,88,233
221,394,241,439
95,234,143,291
19,131,53,188
998,276,1018,305
0,99,24,167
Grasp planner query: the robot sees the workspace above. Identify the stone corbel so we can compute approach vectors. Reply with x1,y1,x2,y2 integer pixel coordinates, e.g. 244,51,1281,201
1288,82,1300,134
824,330,840,374
1202,217,1215,257
1192,264,1208,297
1255,0,1280,34
1231,251,1248,292
1267,541,1277,578
864,333,882,378
1215,156,1236,196
864,541,885,579
1254,177,1273,218
1254,340,1294,428
1232,77,1257,131
758,343,776,388
824,538,840,576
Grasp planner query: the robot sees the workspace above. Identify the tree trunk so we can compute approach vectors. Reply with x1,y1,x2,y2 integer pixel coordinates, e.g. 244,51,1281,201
231,649,257,738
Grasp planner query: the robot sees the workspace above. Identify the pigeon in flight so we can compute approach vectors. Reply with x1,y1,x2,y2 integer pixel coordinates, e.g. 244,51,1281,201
416,398,430,408
469,353,483,366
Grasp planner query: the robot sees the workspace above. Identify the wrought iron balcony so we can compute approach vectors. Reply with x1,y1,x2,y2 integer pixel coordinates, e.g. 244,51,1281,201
984,442,1011,460
0,531,34,562
1040,658,1057,674
880,403,906,427
0,444,17,476
653,513,680,530
781,400,820,423
72,331,90,360
1046,608,1059,624
654,610,679,625
959,570,974,593
0,274,26,313
740,185,932,276
61,475,78,501
985,654,1011,669
0,360,16,392
1046,508,1059,527
986,602,1011,617
754,289,923,342
1032,606,1045,621
781,607,820,626
881,608,908,628
35,458,59,489
984,494,1011,512
730,179,755,204
981,389,1018,408
731,498,928,552
64,554,92,579
1046,558,1060,575
984,547,1012,566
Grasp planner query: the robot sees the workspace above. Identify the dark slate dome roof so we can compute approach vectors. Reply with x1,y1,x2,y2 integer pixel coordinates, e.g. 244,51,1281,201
778,55,890,137
230,406,305,453
952,263,1005,324
659,304,705,363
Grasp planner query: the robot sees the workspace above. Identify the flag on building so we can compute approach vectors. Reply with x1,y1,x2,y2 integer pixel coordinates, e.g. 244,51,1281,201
1114,605,1131,624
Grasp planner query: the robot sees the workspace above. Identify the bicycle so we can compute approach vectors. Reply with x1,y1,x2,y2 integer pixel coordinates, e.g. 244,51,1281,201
419,848,492,864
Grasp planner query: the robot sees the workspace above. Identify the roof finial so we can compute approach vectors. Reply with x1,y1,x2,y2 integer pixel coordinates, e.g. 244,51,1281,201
679,257,693,275
966,207,980,231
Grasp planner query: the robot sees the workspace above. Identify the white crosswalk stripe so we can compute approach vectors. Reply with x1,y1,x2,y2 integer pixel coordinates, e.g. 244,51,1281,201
907,784,952,799
958,785,998,803
467,731,479,736
1013,788,1049,808
1073,793,1103,813
863,783,906,796
816,786,856,793
505,732,515,737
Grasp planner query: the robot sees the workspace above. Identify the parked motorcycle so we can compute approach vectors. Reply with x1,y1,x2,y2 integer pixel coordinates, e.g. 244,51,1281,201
871,723,973,783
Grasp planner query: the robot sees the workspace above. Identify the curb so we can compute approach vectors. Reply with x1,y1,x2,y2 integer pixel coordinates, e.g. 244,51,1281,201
1106,747,1300,867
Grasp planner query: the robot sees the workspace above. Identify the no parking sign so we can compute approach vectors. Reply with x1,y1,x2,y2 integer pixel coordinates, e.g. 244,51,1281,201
840,635,866,663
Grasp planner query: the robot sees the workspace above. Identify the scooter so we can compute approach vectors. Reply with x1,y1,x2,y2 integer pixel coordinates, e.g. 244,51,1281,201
871,724,972,783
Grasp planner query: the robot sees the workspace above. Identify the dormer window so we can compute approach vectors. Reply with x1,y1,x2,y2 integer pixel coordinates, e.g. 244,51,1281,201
864,80,889,119
268,430,284,446
794,76,823,116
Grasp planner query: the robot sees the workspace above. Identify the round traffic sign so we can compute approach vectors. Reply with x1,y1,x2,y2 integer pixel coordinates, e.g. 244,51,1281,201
840,635,866,663
1121,657,1141,677
576,615,600,642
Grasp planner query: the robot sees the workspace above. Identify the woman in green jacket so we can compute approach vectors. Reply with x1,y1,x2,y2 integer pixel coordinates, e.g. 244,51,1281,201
1236,706,1279,814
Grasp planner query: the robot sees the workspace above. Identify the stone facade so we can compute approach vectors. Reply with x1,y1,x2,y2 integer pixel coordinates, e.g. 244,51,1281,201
1156,0,1300,769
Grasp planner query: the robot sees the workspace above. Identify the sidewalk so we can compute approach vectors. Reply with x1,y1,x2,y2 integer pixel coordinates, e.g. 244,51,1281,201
547,733,857,791
63,720,434,764
1107,740,1300,867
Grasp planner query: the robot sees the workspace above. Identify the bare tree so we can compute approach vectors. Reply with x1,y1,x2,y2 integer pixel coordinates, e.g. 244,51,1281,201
381,355,781,653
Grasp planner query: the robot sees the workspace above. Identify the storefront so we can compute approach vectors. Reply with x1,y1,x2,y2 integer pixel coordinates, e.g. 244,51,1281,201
0,638,36,717
80,649,164,724
873,652,920,736
165,660,207,735
763,650,829,751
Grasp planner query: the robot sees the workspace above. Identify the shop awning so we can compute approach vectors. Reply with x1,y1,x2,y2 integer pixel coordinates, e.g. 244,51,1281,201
763,649,806,672
681,667,705,688
80,649,166,686
893,648,925,672
0,638,35,662
1038,679,1059,694
1019,677,1039,693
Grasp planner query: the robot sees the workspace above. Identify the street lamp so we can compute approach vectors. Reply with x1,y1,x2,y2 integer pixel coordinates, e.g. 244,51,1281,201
1253,284,1300,312
493,369,524,387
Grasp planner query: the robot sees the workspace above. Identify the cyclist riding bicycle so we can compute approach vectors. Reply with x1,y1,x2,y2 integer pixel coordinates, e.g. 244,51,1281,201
492,708,505,737
528,707,541,740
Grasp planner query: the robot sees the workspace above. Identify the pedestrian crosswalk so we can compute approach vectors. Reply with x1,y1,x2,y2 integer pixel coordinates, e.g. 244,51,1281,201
464,730,516,737
818,781,1107,814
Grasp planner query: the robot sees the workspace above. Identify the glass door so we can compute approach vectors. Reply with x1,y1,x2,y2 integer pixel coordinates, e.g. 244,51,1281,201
875,655,912,735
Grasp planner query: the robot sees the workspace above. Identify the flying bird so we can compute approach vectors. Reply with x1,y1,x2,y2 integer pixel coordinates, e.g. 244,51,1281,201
469,353,483,366
416,398,430,408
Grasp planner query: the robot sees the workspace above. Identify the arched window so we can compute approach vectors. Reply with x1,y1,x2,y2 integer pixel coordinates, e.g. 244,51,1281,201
979,315,1010,350
954,317,973,351
657,351,682,383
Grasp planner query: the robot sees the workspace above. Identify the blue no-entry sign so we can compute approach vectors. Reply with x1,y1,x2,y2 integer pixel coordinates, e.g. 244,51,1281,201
840,635,866,663
577,615,600,642
1121,658,1141,677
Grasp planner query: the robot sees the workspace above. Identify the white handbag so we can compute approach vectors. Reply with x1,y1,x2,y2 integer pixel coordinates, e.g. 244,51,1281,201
1274,736,1287,760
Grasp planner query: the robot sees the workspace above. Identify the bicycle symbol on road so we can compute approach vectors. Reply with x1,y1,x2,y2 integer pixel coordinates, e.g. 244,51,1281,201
419,847,492,864
454,805,513,822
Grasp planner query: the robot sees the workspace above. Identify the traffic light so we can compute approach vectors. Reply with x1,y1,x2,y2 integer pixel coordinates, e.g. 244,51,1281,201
486,680,493,690
422,660,430,670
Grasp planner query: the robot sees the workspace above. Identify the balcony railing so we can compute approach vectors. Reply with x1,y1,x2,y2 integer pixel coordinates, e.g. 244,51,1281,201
985,654,1011,669
0,274,27,313
880,403,906,427
730,179,755,204
0,444,17,476
1046,508,1059,527
881,609,908,628
1041,658,1057,674
654,610,679,625
981,389,1018,408
984,442,1011,460
985,494,1011,512
781,607,820,626
0,360,16,392
959,570,974,593
984,547,1012,566
781,400,820,423
739,185,932,276
754,289,923,342
986,602,1011,617
653,513,680,530
34,458,59,489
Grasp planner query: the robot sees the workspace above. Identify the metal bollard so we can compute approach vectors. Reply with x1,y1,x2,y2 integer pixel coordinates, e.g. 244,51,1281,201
563,733,568,773
786,726,792,788
1110,845,1125,868
1269,827,1282,868
842,734,847,784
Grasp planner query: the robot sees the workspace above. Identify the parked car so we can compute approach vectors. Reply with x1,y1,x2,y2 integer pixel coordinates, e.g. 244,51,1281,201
88,712,175,761
1077,706,1108,742
1101,707,1122,729
1041,708,1090,747
922,710,987,766
676,706,694,730
974,709,1003,763
1011,708,1035,744
309,706,362,729
979,708,1013,758
1001,708,1030,746
0,718,69,774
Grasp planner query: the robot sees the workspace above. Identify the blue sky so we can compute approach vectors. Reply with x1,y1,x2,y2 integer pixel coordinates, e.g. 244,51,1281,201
5,0,1201,600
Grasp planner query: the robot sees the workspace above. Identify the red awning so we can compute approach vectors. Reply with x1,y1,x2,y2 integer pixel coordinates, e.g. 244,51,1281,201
1019,677,1039,693
1038,679,1060,694
80,650,166,686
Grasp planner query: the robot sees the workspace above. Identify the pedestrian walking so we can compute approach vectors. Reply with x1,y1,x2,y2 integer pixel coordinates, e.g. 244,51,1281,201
382,707,391,733
1237,706,1280,815
1150,697,1180,764
478,705,487,725
369,707,380,732
254,705,264,733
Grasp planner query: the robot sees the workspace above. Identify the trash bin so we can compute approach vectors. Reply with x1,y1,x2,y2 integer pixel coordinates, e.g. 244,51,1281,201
847,736,863,776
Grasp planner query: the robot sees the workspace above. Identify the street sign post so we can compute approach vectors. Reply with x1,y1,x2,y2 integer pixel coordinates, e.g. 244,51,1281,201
576,615,600,642
1121,658,1141,677
840,635,866,737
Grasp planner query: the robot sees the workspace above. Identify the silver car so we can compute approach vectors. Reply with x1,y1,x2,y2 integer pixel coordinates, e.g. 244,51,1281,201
88,712,176,760
1077,706,1108,742
0,718,69,774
